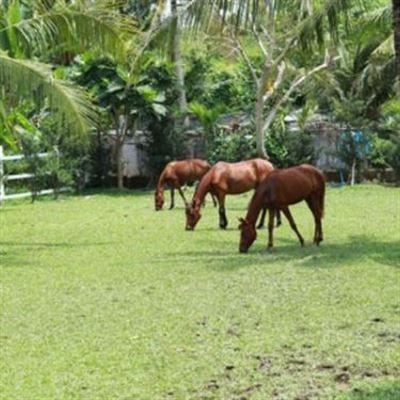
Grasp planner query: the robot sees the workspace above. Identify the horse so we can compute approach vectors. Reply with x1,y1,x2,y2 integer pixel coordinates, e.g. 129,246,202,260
239,164,325,253
155,159,215,211
185,158,281,230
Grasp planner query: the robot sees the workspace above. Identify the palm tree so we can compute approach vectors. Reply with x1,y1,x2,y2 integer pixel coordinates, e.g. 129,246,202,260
145,0,373,159
0,0,138,141
171,0,189,127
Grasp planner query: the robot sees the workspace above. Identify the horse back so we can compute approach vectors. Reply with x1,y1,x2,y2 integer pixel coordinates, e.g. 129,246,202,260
265,165,324,206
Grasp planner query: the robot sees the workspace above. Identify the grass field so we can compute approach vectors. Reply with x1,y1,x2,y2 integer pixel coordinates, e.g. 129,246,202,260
1,184,399,399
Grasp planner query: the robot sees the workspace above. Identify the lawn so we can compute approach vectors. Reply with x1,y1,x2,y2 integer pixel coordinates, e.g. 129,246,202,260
0,184,399,400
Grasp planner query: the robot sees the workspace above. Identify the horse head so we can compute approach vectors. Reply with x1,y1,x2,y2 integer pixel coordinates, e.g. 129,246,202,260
185,201,201,230
238,217,257,253
155,189,164,211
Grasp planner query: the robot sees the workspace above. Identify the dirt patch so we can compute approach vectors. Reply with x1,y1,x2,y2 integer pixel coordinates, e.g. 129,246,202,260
317,363,335,371
289,358,306,366
227,327,240,337
256,356,272,372
204,380,219,391
361,371,378,378
335,372,350,384
241,383,262,395
295,394,312,400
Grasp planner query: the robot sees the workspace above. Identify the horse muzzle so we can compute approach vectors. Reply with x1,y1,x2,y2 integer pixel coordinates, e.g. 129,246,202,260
185,225,194,231
239,246,248,253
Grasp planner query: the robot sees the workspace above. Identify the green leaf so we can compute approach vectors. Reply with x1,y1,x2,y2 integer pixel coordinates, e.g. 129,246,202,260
0,52,98,139
152,103,167,116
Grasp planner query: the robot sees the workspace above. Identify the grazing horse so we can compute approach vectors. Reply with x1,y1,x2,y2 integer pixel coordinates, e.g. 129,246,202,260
155,159,214,211
185,159,281,230
239,164,325,253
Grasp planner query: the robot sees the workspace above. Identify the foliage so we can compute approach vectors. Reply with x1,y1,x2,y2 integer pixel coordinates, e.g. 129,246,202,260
16,125,46,202
1,186,399,398
206,128,256,164
265,114,316,168
66,54,189,179
2,101,90,197
336,130,370,176
369,134,394,170
0,0,138,140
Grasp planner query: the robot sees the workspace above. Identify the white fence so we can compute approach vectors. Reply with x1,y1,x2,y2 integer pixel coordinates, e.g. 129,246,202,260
0,145,69,204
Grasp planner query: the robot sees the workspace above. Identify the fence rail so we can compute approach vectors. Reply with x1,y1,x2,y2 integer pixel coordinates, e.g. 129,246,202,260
0,145,70,204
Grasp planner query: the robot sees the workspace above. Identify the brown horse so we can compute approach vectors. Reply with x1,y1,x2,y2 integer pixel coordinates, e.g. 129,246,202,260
155,159,214,210
239,164,325,253
185,158,281,230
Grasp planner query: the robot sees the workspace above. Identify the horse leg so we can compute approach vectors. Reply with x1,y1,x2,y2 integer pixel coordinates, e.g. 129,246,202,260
211,193,217,207
169,188,175,209
306,196,323,245
267,208,275,249
257,206,267,229
276,210,282,227
177,187,188,207
281,206,305,246
216,192,228,229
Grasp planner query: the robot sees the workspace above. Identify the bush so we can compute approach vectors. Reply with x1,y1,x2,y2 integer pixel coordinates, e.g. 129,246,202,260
388,134,400,183
369,134,394,170
266,118,316,168
206,128,257,164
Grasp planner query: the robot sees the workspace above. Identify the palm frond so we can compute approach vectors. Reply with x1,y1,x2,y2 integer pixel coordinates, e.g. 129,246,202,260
0,52,98,139
0,2,140,63
296,0,354,50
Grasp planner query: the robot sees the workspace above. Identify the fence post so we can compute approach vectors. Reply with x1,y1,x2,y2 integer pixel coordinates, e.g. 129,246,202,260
0,145,4,206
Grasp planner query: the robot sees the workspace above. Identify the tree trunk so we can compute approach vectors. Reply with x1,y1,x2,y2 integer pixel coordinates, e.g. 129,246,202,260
171,0,189,127
393,0,400,81
116,139,124,190
350,158,356,186
255,64,271,159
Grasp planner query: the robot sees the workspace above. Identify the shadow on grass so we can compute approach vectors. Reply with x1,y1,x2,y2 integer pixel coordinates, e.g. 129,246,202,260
0,241,115,268
165,235,400,271
345,381,400,399
0,241,113,248
74,188,152,198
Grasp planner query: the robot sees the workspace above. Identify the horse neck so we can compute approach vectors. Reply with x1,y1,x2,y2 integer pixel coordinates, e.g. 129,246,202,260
193,173,211,208
156,173,166,197
246,189,266,226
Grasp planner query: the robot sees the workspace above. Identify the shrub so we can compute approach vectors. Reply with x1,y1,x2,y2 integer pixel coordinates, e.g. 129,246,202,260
369,134,394,170
206,128,257,164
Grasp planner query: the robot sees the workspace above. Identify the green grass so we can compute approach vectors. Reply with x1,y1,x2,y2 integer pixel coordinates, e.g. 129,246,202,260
1,185,399,400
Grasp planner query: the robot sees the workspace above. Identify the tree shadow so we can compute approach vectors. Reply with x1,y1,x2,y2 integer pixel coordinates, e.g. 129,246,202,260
344,381,400,399
74,188,152,198
0,241,113,248
0,241,115,268
164,235,400,271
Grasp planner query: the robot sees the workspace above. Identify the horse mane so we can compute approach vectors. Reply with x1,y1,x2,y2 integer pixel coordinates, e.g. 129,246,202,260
192,170,212,208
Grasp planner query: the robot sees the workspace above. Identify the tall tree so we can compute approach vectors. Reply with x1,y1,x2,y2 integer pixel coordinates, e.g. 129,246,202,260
171,0,189,127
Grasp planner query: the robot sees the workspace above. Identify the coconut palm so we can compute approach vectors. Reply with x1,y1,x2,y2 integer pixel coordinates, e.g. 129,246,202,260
143,0,377,158
0,0,138,141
